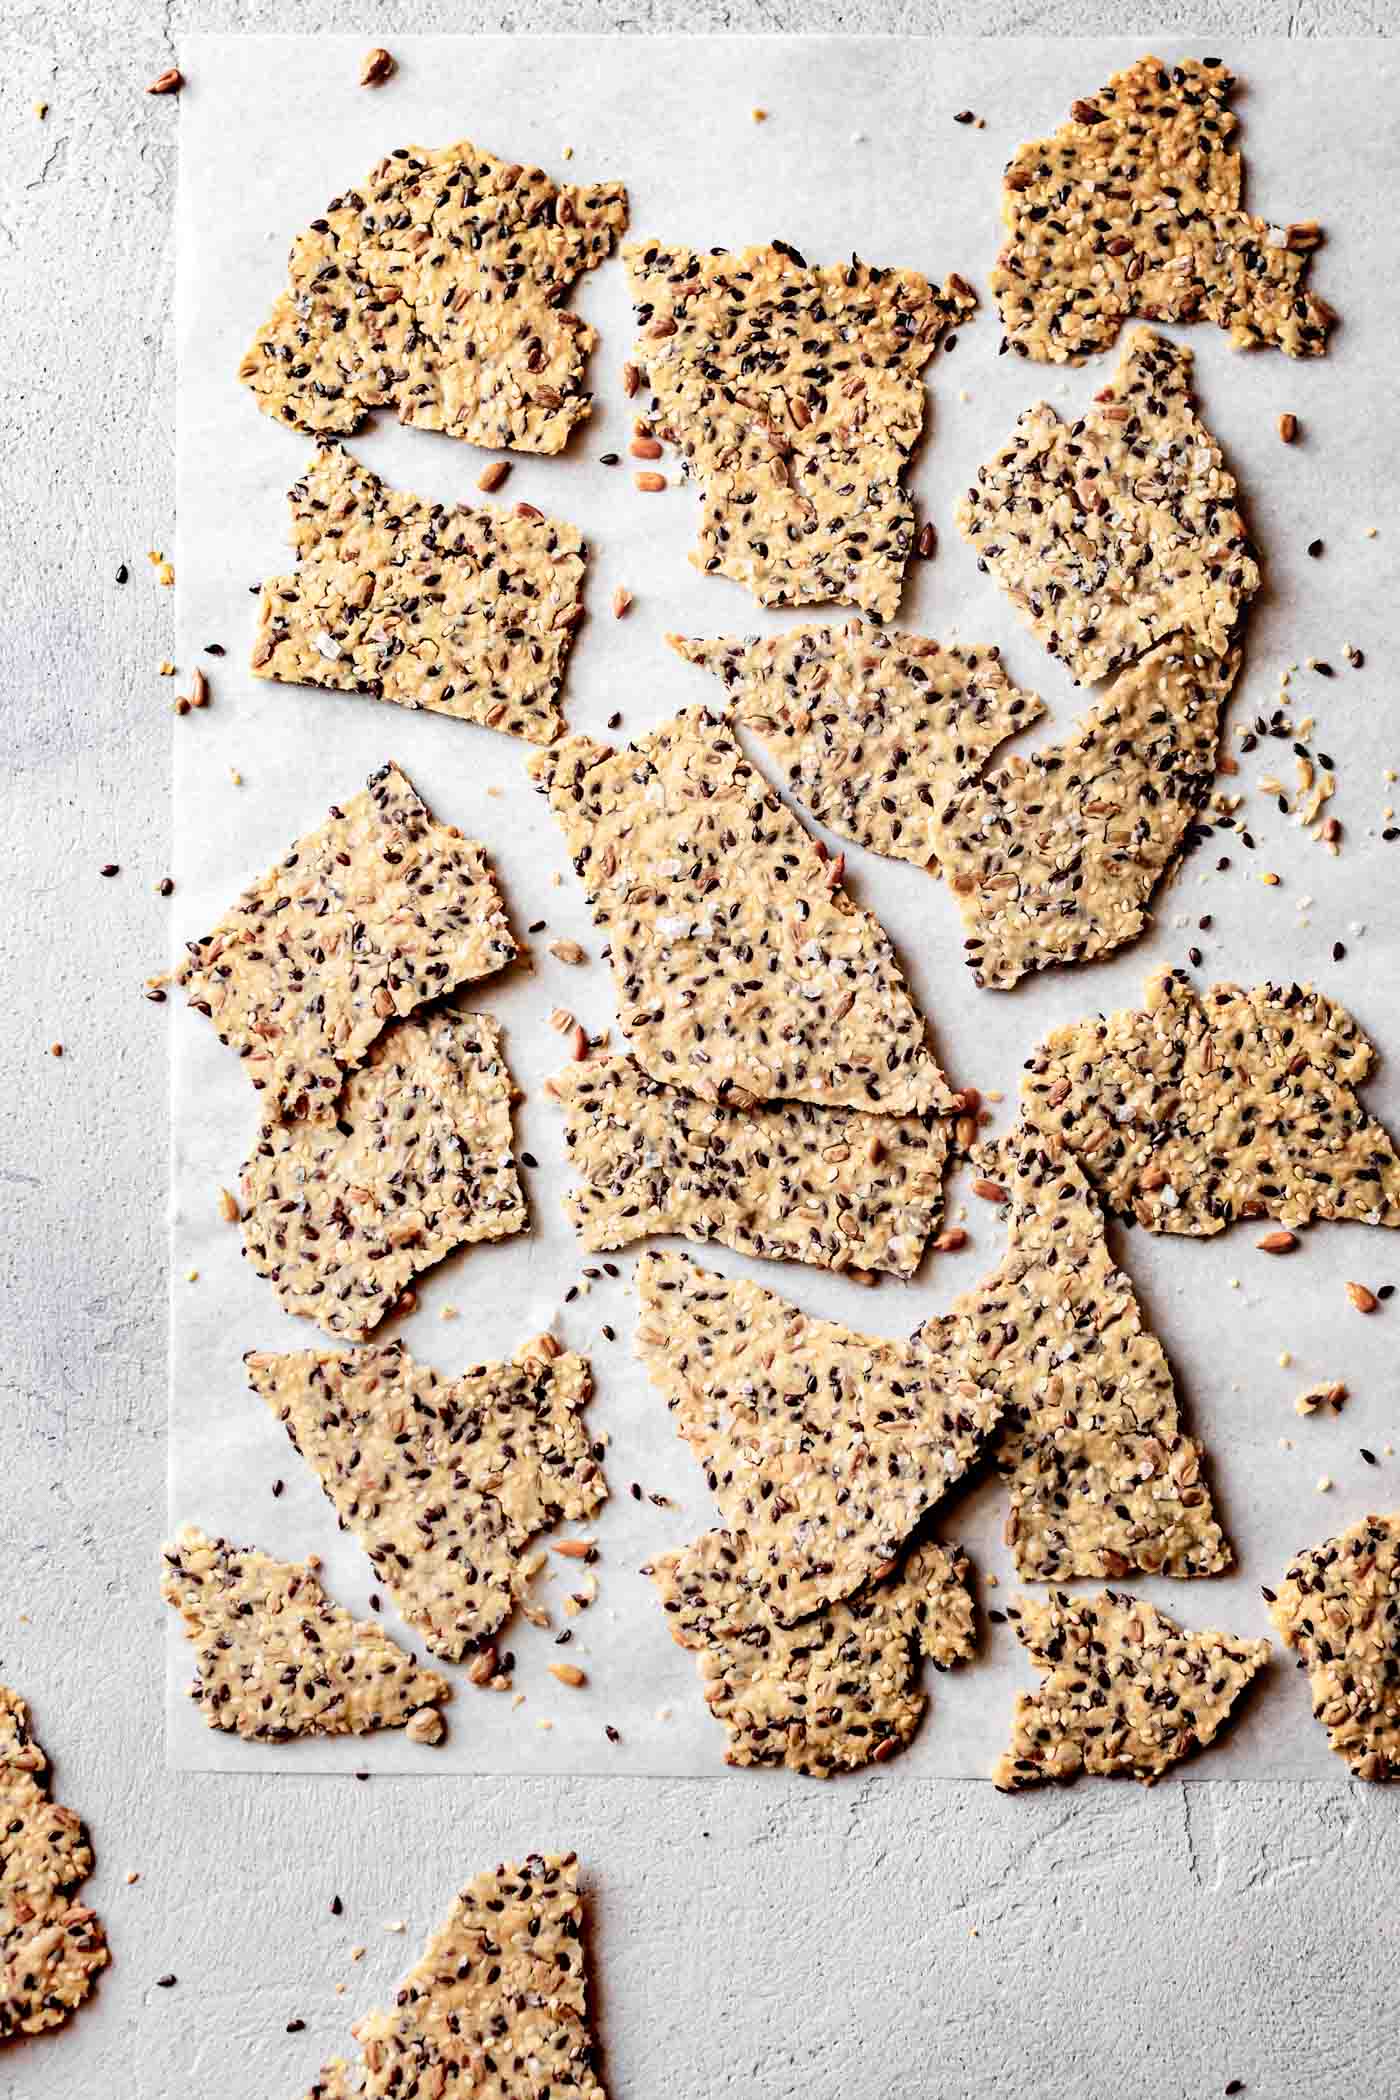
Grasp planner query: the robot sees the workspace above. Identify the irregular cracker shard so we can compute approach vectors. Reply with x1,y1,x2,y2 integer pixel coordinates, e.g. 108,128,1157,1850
931,640,1237,988
304,1854,605,2099
956,330,1258,685
938,1131,1229,1581
650,1530,974,1776
531,710,951,1112
0,1687,108,2040
241,1011,526,1341
246,1338,604,1660
671,622,1044,869
1270,1510,1400,1780
626,239,975,620
991,55,1334,365
240,138,628,451
251,444,587,743
638,1248,997,1621
551,1053,947,1279
176,761,515,1121
993,1589,1267,1789
161,1525,448,1743
1021,969,1400,1236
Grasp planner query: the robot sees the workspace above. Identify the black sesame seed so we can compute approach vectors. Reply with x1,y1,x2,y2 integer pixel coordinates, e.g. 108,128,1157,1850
605,1724,620,1742
115,564,129,584
330,1895,343,1915
287,2018,306,2034
1306,539,1323,558
205,642,226,656
271,1479,283,1498
520,1151,539,1169
1189,946,1202,967
156,1973,177,1989
527,919,547,933
598,453,620,465
1362,1448,1378,1466
1333,942,1346,963
1378,1284,1395,1301
100,862,119,877
1260,1586,1277,1603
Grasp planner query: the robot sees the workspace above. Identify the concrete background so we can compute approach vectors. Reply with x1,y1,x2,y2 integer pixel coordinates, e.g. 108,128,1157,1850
2,6,1395,2096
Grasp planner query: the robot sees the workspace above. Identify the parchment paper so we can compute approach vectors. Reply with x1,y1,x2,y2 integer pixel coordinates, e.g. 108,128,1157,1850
171,33,1400,1777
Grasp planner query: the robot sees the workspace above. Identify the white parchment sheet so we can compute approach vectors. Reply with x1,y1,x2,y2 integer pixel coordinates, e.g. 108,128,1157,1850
171,34,1400,1777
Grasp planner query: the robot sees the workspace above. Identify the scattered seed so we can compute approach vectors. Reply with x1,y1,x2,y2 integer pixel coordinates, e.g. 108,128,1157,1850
217,1187,240,1224
548,939,587,965
1278,414,1298,445
115,564,128,584
1306,538,1324,558
155,1973,177,1988
100,862,119,878
635,472,666,492
359,46,396,85
549,1663,586,1687
157,876,174,896
1256,1231,1297,1254
146,68,182,95
1362,1448,1378,1466
1346,1281,1379,1313
612,587,633,619
915,522,937,559
477,460,511,493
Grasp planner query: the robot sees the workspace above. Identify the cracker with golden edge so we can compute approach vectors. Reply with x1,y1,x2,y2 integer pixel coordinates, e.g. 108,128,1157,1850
241,1010,525,1342
177,762,515,1122
551,1053,947,1280
936,1130,1229,1582
992,55,1333,365
994,1589,1267,1789
671,623,1045,870
161,1525,448,1743
1270,1510,1400,1780
626,240,975,620
931,640,1236,988
241,139,628,451
246,1337,603,1661
956,331,1258,685
650,1529,974,1776
638,1249,998,1622
0,1687,108,2040
531,711,951,1113
251,444,586,743
1021,969,1400,1235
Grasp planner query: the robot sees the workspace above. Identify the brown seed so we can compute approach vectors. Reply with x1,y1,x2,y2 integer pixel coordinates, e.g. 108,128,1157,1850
622,362,641,397
1346,1281,1379,1314
190,668,209,709
50,1042,64,1058
404,1706,443,1745
1256,1230,1297,1254
548,938,587,965
1278,412,1299,444
477,461,511,493
552,1539,594,1560
629,437,663,460
514,500,544,521
634,472,666,493
467,1648,498,1687
612,587,633,619
933,1228,967,1253
971,1178,1008,1204
359,46,395,86
549,1663,586,1688
217,1187,240,1224
146,67,182,95
954,1115,978,1150
916,522,937,560
570,1023,589,1061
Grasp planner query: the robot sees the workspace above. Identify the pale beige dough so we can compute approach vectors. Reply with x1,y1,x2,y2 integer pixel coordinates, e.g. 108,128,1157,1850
0,1687,108,2040
1271,1509,1400,1780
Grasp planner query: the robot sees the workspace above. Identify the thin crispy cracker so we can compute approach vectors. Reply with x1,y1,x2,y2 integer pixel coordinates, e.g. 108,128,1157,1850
550,1053,947,1279
956,330,1258,684
637,1249,998,1621
240,140,627,451
241,1010,525,1341
1020,969,1400,1235
246,1338,603,1661
161,1525,448,1743
994,1589,1267,1789
931,639,1235,987
251,444,586,743
531,711,951,1112
991,56,1333,364
0,1688,108,2040
626,240,975,620
1271,1510,1400,1781
650,1530,974,1776
671,622,1044,869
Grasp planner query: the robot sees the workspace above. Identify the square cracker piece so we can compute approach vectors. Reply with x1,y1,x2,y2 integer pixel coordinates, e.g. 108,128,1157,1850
956,330,1258,685
240,138,628,452
0,1687,108,2040
177,760,515,1123
161,1525,448,1744
251,444,587,744
991,55,1333,365
531,710,952,1113
550,1053,947,1280
994,1590,1268,1789
650,1528,974,1776
671,623,1044,871
241,1010,525,1342
637,1248,998,1622
626,240,975,621
246,1337,604,1661
1270,1509,1400,1781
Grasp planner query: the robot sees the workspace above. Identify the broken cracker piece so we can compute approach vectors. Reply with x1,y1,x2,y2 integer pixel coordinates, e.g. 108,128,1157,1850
251,444,586,743
0,1687,108,2040
1271,1510,1400,1779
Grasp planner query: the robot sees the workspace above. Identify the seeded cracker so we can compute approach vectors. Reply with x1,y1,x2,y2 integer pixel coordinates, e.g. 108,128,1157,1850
956,330,1257,685
177,762,514,1121
935,1131,1228,1581
241,140,627,451
625,241,975,620
1270,1511,1400,1780
1021,969,1400,1235
932,640,1237,988
246,1338,603,1660
0,1688,108,2039
241,1011,525,1340
637,1250,996,1619
994,1590,1267,1789
531,711,951,1112
992,56,1334,364
551,1053,947,1278
650,1530,974,1776
251,444,586,743
671,623,1045,869
161,1526,448,1743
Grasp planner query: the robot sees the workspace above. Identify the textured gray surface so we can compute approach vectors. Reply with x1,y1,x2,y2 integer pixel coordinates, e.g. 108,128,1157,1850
2,8,1396,2097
